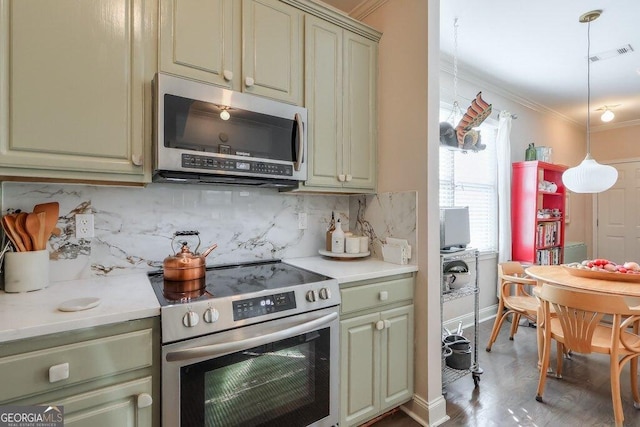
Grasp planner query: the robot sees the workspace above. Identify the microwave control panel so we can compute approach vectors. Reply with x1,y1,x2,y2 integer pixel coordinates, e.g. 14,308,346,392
182,154,293,176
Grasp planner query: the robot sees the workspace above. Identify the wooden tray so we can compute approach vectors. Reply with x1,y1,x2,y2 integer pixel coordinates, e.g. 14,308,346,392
562,265,640,283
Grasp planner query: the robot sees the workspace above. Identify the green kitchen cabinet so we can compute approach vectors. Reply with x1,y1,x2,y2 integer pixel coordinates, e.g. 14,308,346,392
0,318,160,427
160,0,302,105
0,0,156,183
300,15,379,193
339,274,415,427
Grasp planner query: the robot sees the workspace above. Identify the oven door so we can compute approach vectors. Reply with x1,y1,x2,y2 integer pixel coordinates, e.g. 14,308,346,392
162,306,339,427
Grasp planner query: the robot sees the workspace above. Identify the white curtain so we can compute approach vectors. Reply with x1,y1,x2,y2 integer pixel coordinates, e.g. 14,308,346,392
496,111,513,263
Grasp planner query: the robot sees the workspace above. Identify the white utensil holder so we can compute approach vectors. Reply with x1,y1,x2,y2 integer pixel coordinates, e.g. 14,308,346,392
4,250,49,292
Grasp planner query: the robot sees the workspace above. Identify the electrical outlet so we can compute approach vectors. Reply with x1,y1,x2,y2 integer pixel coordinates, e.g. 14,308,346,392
298,212,308,230
75,213,94,238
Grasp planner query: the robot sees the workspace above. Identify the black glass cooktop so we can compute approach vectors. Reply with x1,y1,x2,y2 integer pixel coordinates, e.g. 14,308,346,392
148,260,329,305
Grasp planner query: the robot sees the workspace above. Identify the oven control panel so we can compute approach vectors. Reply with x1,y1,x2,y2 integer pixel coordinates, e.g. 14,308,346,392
232,291,296,321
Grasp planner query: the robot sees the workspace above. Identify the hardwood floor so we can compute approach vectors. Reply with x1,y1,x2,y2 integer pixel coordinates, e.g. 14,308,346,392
371,319,640,426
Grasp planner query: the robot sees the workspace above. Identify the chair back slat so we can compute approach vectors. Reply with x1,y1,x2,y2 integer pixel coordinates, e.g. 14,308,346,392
553,305,604,353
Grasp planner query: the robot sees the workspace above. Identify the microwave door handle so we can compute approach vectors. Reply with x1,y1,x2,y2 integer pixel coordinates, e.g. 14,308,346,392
294,112,304,172
165,311,337,363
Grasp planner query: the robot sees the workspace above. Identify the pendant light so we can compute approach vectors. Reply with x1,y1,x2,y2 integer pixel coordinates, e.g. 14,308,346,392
562,10,618,194
600,107,615,122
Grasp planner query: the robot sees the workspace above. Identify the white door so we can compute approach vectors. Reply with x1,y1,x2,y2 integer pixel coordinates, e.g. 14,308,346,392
596,161,640,262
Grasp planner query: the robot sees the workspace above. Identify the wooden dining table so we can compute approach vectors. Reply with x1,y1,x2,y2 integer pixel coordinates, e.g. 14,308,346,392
525,265,640,298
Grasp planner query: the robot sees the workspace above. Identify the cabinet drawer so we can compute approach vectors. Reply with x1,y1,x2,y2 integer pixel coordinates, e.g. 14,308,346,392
0,329,152,402
341,276,414,315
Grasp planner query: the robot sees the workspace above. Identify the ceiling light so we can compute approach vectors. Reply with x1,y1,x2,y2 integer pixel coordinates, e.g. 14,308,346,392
600,108,615,122
219,109,230,121
562,10,617,194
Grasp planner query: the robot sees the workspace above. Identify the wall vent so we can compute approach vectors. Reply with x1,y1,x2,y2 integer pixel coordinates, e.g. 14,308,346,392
589,44,634,62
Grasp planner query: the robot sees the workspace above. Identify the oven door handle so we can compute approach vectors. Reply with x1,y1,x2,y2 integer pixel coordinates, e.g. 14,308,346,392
165,311,337,363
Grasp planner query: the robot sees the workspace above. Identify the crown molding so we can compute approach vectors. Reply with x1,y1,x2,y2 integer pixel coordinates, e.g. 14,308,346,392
350,0,388,20
591,119,640,132
440,54,582,128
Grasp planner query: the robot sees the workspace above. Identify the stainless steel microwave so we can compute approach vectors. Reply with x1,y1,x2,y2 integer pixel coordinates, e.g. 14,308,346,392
153,73,307,188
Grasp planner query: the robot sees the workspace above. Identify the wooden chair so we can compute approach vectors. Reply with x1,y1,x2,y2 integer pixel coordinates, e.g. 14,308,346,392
486,261,539,352
535,283,640,427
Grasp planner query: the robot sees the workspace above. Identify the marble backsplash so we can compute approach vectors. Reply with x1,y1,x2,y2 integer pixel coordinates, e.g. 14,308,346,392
1,182,416,281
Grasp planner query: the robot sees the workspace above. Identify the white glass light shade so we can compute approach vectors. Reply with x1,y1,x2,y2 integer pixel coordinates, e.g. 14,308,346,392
600,109,615,122
562,154,618,193
220,110,230,121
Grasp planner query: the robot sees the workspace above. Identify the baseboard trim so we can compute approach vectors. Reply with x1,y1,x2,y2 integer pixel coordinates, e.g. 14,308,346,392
443,304,497,333
400,394,449,427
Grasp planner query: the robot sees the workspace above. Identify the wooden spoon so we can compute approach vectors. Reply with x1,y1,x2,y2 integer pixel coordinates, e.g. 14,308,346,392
2,214,27,252
33,202,59,246
25,212,46,251
14,212,33,251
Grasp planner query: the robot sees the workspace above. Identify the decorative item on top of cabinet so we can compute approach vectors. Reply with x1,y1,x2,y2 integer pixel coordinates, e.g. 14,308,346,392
339,273,414,427
159,0,303,105
295,15,380,194
511,161,568,265
0,0,156,184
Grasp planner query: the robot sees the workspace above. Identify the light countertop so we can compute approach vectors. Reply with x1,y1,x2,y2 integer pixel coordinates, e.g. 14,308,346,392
0,257,417,344
0,272,160,343
284,256,418,283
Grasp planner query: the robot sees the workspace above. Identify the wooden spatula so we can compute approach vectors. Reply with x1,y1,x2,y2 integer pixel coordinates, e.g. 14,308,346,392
14,212,33,251
33,202,59,248
25,212,46,251
2,214,27,252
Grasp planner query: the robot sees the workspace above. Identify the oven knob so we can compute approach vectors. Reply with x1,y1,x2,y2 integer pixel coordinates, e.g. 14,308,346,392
319,287,331,300
203,307,219,323
183,310,199,327
306,290,318,302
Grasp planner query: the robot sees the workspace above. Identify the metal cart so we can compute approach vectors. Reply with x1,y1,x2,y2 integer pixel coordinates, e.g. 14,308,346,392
441,248,483,387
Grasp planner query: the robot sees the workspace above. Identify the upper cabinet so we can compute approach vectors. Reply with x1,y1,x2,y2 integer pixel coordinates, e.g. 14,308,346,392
159,0,239,90
0,0,156,183
300,15,378,193
160,0,303,105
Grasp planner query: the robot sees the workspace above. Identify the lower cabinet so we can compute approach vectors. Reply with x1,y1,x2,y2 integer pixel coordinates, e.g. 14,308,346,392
0,317,159,427
339,274,415,427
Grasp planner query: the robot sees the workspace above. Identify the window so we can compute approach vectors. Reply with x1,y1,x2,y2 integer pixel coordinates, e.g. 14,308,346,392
439,107,498,252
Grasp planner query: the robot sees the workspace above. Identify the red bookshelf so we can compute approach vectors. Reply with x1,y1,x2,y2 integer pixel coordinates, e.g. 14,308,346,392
511,161,568,265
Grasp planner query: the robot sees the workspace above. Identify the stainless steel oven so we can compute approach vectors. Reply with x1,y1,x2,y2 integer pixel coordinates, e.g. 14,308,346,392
148,261,340,427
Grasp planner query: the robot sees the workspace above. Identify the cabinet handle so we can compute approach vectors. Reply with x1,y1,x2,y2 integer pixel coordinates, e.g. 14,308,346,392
346,174,352,182
132,154,143,166
223,70,233,81
245,77,255,87
338,174,346,182
375,320,385,331
384,320,392,329
379,291,388,301
137,393,153,409
49,363,69,383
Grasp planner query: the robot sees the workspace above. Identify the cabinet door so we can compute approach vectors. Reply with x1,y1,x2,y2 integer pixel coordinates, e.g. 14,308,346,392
342,31,377,191
0,0,155,182
340,312,380,427
242,0,302,105
48,377,153,427
159,0,239,89
380,305,414,410
304,16,343,188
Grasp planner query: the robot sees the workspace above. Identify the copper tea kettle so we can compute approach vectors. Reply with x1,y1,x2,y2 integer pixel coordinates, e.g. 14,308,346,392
163,231,217,281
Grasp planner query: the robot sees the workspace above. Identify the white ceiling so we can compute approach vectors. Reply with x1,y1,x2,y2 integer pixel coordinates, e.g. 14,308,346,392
322,0,640,128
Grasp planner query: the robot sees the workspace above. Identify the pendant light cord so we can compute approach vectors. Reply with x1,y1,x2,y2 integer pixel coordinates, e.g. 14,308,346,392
586,19,591,153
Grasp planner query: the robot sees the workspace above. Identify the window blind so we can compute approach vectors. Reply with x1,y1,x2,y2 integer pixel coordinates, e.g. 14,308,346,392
439,113,498,252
